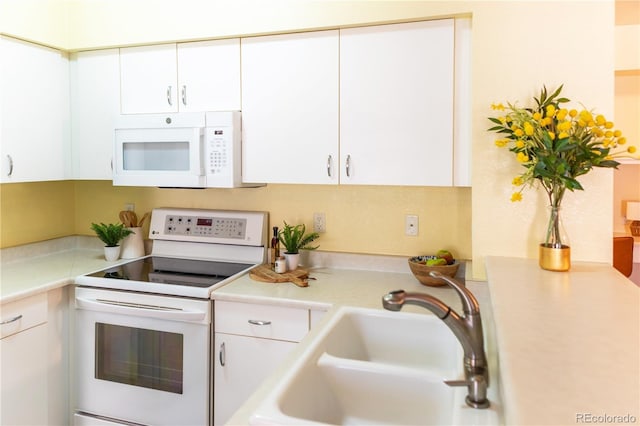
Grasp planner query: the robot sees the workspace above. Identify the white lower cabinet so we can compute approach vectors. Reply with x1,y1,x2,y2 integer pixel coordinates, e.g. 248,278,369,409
213,301,313,425
0,293,48,425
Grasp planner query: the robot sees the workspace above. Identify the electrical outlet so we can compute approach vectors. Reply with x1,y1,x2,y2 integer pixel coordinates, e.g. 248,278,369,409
313,212,326,233
124,203,135,212
405,214,418,236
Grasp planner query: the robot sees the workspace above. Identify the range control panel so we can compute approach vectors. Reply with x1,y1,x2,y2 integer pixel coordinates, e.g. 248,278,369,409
164,214,246,239
148,208,268,247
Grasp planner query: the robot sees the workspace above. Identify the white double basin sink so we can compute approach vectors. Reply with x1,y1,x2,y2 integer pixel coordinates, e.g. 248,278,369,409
250,306,503,425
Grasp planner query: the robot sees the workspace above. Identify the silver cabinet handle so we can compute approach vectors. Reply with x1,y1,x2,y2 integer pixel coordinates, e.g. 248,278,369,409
181,85,187,106
327,155,332,177
1,314,22,325
346,154,351,177
219,342,225,366
248,319,271,326
167,86,173,106
6,154,13,177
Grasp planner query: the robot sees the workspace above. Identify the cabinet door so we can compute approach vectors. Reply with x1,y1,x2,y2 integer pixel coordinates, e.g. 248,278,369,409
70,49,120,179
340,20,455,186
0,324,48,425
0,36,70,183
213,333,297,425
241,31,339,184
120,44,177,114
177,39,241,112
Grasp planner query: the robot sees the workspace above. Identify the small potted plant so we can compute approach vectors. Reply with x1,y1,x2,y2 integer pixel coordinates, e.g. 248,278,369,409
90,222,134,261
278,222,319,271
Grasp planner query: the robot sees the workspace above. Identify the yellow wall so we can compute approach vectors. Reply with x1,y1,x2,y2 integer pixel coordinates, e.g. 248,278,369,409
0,181,75,247
0,1,622,280
0,180,472,260
73,181,472,258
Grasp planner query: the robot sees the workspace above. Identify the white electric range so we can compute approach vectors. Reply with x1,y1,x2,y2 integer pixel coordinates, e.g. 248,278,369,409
73,208,268,426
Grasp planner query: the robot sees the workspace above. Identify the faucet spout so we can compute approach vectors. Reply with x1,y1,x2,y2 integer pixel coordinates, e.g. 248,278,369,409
382,273,490,409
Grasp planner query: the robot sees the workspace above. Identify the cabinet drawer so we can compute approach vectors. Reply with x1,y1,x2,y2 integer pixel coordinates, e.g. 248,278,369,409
1,292,47,339
215,301,308,342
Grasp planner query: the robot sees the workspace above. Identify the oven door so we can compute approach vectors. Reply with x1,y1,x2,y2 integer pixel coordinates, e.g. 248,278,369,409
74,287,210,426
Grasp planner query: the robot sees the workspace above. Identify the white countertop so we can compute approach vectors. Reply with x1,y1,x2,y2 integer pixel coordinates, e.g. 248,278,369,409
485,256,640,425
4,238,637,426
0,237,132,304
212,266,478,315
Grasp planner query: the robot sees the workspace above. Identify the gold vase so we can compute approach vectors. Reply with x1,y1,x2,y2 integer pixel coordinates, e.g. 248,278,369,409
539,244,571,271
539,206,571,271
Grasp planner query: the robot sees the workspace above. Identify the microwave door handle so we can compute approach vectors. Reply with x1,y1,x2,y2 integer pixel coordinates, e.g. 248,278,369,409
75,297,206,322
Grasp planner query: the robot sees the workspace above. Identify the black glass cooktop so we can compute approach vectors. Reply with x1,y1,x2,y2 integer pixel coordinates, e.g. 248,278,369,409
89,256,254,288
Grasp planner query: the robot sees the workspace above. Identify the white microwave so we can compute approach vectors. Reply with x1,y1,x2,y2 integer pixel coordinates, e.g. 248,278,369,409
113,111,262,188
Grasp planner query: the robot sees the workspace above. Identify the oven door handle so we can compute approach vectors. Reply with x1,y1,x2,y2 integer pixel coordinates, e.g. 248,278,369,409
76,297,207,322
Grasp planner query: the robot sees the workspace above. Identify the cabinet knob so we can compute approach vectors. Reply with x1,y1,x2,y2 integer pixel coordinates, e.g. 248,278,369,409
327,155,332,178
248,319,272,326
167,86,173,106
1,314,22,325
219,342,225,366
181,85,187,106
345,154,351,177
5,154,13,177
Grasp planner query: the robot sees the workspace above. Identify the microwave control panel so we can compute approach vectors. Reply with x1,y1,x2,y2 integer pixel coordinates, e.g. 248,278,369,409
205,128,231,177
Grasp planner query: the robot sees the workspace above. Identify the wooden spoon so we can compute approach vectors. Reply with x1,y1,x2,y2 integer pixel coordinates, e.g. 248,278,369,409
138,212,150,228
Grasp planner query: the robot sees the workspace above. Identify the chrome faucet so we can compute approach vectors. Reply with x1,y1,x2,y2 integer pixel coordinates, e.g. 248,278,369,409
382,271,490,409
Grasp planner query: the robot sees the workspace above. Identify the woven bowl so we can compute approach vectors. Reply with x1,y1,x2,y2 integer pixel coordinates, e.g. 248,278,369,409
408,256,460,287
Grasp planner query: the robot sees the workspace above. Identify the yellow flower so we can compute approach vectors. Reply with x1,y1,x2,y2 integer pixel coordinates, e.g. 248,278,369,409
557,121,572,131
618,137,627,145
605,121,614,129
524,122,534,136
579,110,593,123
578,119,587,127
533,112,542,121
512,176,524,186
514,128,524,137
511,192,523,202
498,116,507,124
605,130,613,138
629,146,637,154
595,114,606,126
558,131,569,139
569,109,578,117
494,139,508,147
516,152,529,163
491,103,505,111
556,109,568,121
545,104,556,117
614,130,622,137
515,140,525,148
548,131,556,140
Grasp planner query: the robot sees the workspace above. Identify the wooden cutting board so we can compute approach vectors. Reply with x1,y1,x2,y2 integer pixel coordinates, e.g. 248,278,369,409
249,264,309,287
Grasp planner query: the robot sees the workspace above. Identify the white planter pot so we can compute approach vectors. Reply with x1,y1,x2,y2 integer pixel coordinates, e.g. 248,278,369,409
104,245,121,262
284,252,300,271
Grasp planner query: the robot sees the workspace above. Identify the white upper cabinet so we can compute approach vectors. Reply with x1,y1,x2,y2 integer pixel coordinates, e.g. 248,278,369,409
339,19,455,186
241,30,340,184
70,49,120,180
120,39,241,114
0,36,70,183
177,39,241,112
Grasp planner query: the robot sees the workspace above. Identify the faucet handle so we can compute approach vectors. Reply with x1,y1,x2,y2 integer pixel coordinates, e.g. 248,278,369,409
429,271,479,316
444,375,490,409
